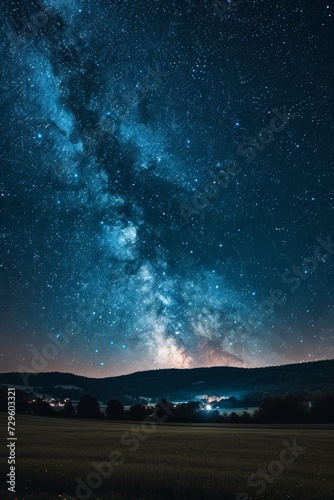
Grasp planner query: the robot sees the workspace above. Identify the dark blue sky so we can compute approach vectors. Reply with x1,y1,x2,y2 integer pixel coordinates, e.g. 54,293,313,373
0,0,333,376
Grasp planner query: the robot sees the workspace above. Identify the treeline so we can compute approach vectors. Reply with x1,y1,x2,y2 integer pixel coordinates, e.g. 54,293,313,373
0,387,333,423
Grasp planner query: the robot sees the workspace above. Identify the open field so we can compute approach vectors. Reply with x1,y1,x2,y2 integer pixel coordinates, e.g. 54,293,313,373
0,414,333,499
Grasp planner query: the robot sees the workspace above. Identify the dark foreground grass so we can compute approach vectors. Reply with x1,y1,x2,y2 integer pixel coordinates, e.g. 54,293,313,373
0,414,333,499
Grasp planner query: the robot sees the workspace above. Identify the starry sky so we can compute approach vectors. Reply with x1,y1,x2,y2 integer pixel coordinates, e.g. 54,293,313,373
0,0,333,377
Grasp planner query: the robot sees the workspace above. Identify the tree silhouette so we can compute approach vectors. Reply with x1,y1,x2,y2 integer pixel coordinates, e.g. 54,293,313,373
154,399,174,421
229,411,240,423
129,404,147,421
29,398,55,416
106,399,124,420
77,395,101,419
239,411,251,423
0,386,29,413
63,400,76,417
0,386,9,412
310,393,334,423
174,401,201,422
257,394,307,423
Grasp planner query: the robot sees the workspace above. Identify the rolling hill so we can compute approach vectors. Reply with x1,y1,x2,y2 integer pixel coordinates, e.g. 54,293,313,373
0,359,333,405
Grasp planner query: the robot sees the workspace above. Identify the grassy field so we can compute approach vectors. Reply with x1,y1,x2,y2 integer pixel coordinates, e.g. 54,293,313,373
0,414,333,499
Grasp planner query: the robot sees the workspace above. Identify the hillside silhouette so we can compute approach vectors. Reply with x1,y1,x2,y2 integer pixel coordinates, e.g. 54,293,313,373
0,359,333,404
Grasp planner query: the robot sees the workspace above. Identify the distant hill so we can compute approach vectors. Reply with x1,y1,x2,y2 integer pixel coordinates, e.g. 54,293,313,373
0,360,333,405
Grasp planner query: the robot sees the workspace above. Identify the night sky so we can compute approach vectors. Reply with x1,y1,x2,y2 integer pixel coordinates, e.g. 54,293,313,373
0,0,333,377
